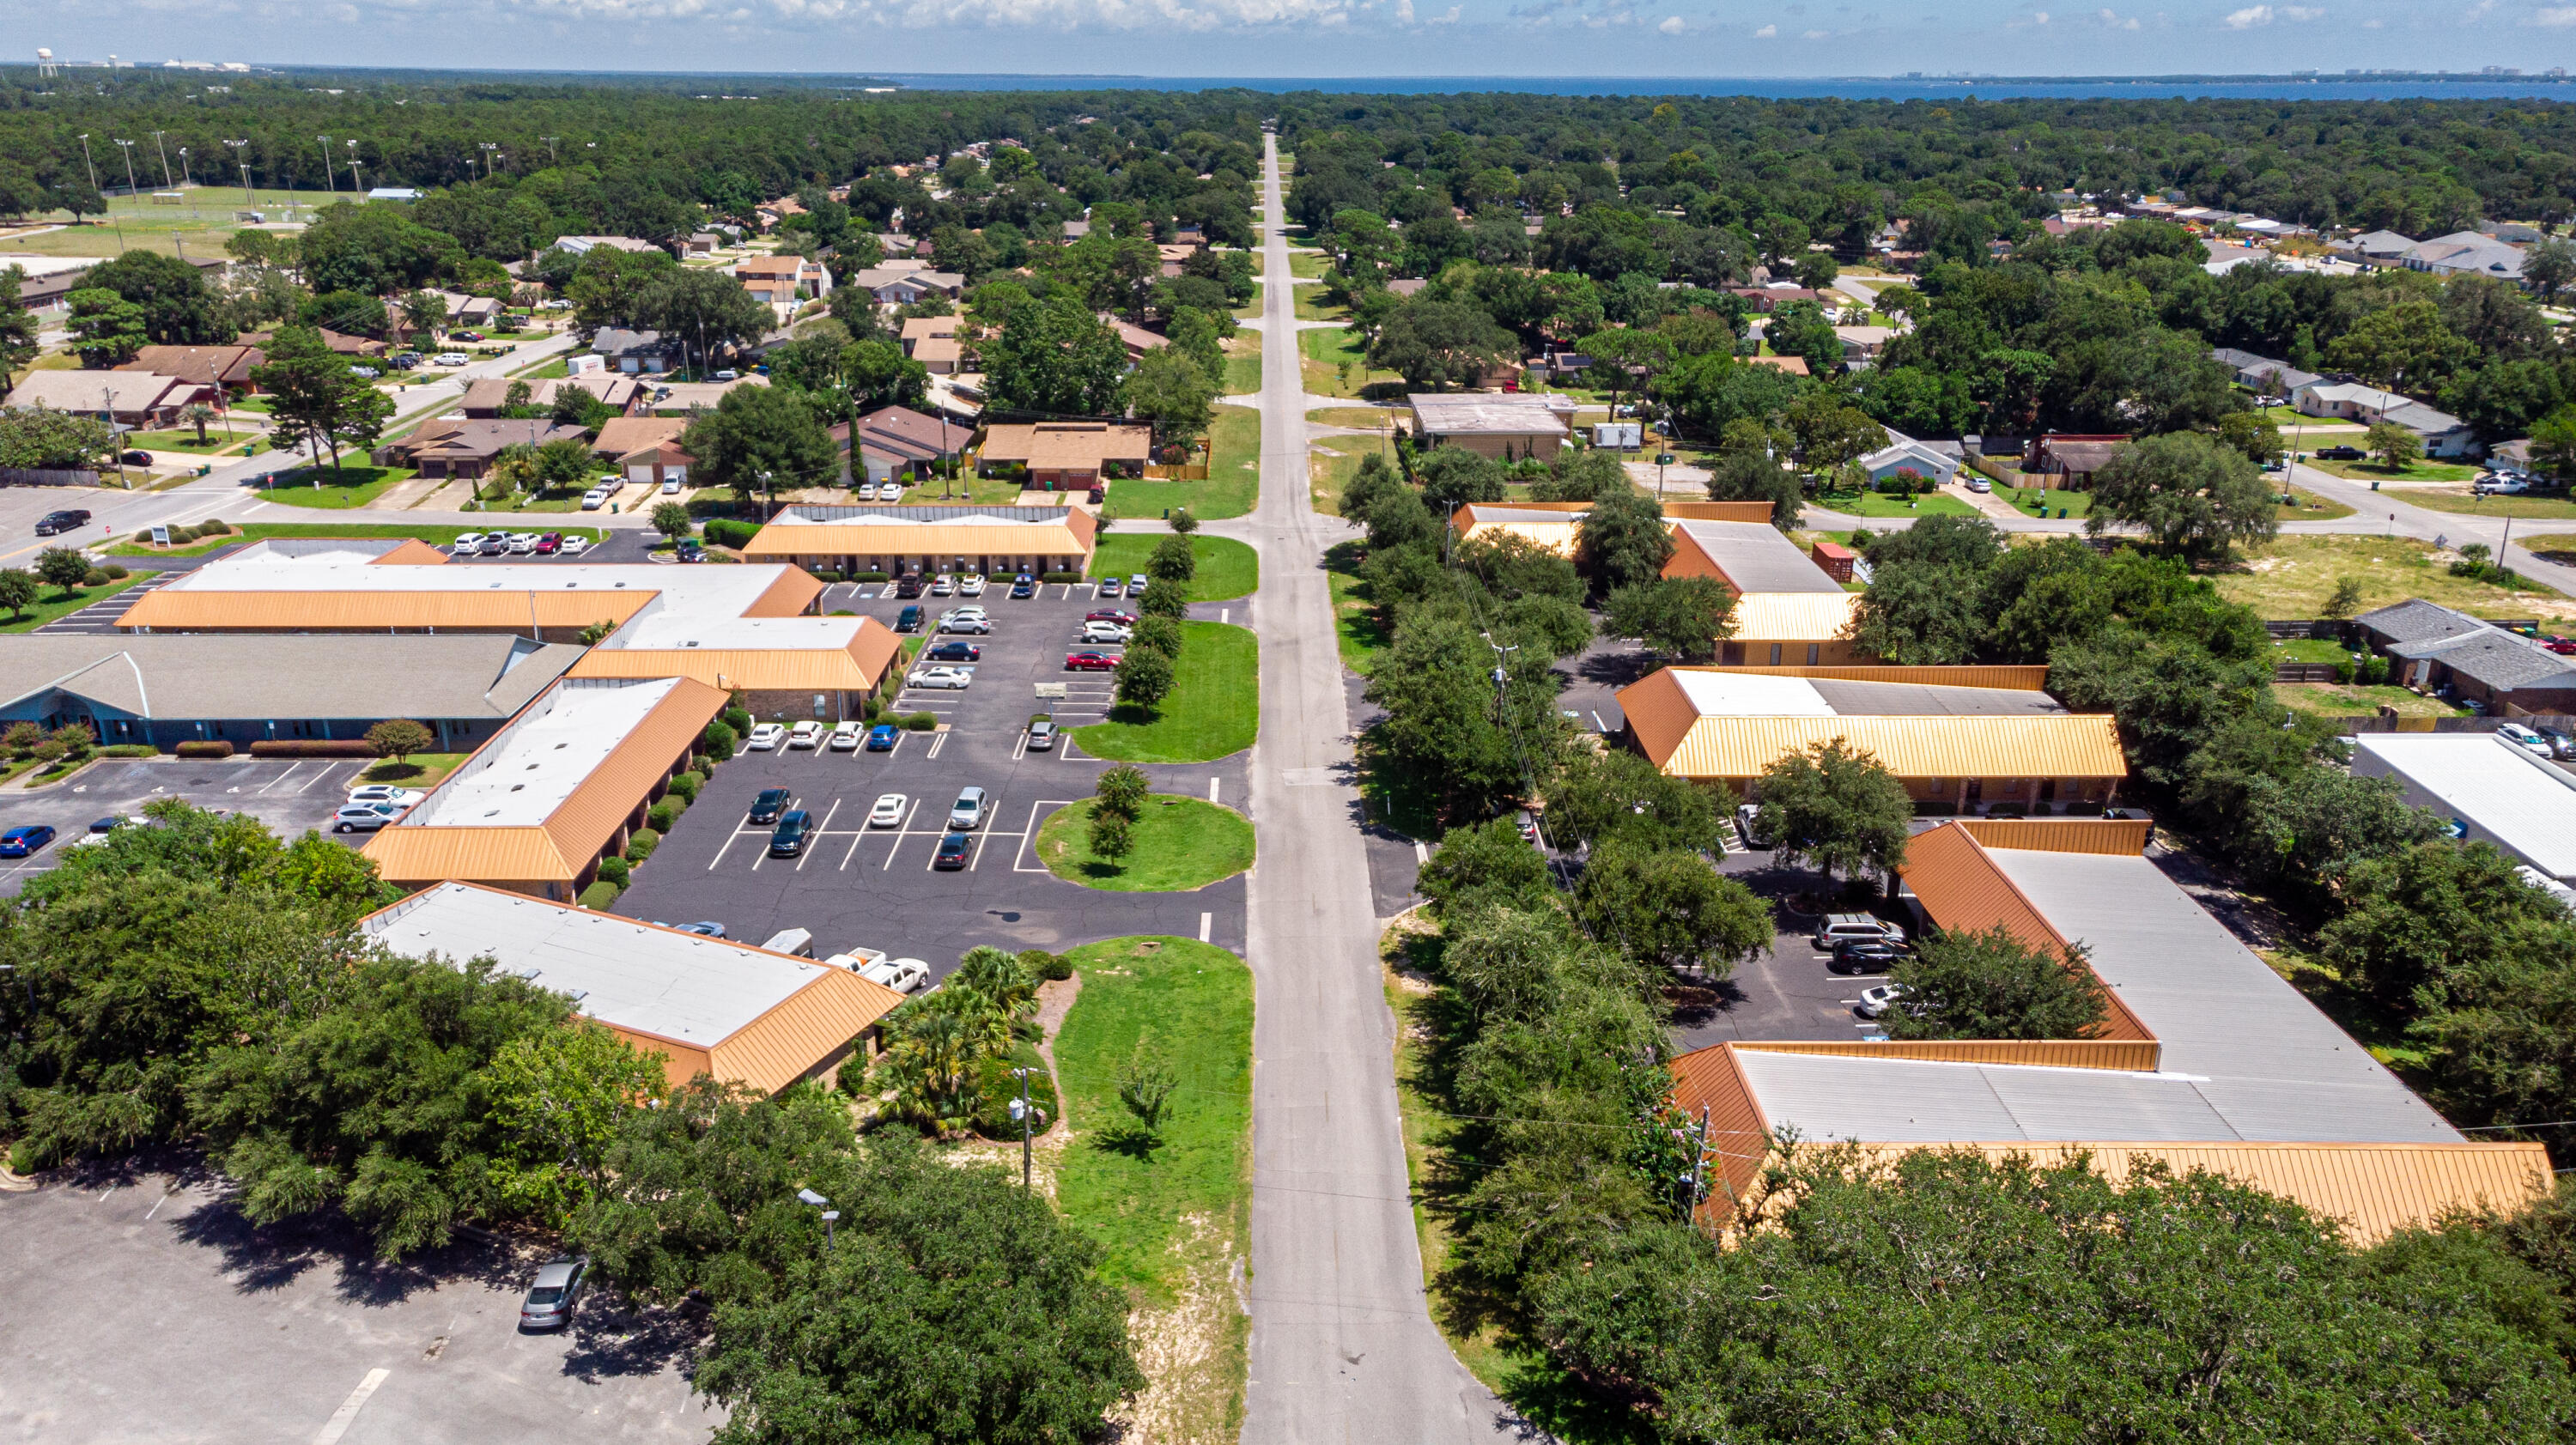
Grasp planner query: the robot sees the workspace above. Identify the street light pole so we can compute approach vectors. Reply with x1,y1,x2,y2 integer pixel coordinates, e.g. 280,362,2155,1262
318,136,336,194
227,139,252,209
541,136,560,165
113,139,138,196
1010,1067,1039,1189
796,1187,838,1251
151,130,173,188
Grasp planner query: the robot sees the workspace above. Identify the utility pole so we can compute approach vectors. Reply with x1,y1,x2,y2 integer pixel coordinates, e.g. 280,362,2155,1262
151,130,173,188
541,136,560,165
76,134,100,197
347,140,362,197
113,138,138,196
317,136,336,194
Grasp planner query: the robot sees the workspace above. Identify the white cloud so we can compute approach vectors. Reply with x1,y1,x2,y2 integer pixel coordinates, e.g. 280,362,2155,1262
2223,3,2269,22
507,0,1364,27
1656,11,1684,27
2097,5,2140,23
1753,20,1776,31
2537,4,2576,20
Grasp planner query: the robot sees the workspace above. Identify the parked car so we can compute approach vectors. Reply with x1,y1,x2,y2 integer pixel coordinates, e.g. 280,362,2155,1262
1082,621,1133,645
930,574,955,597
2537,726,2576,759
895,604,924,633
2479,477,2533,496
660,477,681,495
938,615,991,635
519,1259,588,1332
2500,722,2555,758
453,330,485,343
1010,574,1037,598
949,786,988,830
1097,576,1123,598
910,665,973,689
866,723,900,750
829,720,863,751
477,534,510,556
958,574,986,597
712,367,738,381
867,792,908,827
1856,983,1913,1020
894,573,924,598
33,509,91,536
1027,718,1057,751
854,483,880,501
1086,486,1105,505
580,487,611,510
1735,803,1774,849
1128,574,1150,595
860,956,931,992
924,641,981,663
433,352,470,367
559,535,590,555
447,531,486,554
119,450,153,466
768,809,812,857
1515,810,1541,845
933,832,972,870
505,532,538,554
1831,938,1905,974
330,804,398,835
748,787,793,824
1814,914,1905,950
348,365,380,379
675,539,705,563
535,532,562,555
347,785,425,806
668,921,726,938
787,720,824,750
1086,609,1137,625
390,351,422,369
1066,651,1120,671
745,722,787,751
2315,444,2364,461
69,817,139,848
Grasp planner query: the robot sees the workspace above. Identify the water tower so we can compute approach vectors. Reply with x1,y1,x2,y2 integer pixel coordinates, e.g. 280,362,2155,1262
36,47,58,78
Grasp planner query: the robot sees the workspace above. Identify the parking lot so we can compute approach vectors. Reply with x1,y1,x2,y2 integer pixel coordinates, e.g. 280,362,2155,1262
0,1159,709,1444
0,756,375,894
616,575,1254,978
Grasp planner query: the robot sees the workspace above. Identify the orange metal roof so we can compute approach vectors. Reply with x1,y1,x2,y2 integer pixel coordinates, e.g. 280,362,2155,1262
1708,664,2053,690
118,589,659,633
745,569,825,617
363,676,726,885
1898,823,2156,1043
1735,1038,2161,1072
568,620,905,694
1959,817,2154,854
1728,592,1861,642
1625,707,2127,783
709,968,905,1093
370,539,454,565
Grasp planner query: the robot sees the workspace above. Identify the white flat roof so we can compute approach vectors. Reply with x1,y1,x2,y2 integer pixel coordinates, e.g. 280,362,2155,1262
395,677,683,830
1987,847,2458,1143
1739,1051,2243,1144
764,507,1072,530
363,882,830,1045
602,599,865,653
151,556,794,612
2351,732,2576,879
1669,671,1838,717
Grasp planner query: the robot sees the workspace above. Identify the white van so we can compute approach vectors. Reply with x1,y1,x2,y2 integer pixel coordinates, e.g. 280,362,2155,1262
759,927,815,957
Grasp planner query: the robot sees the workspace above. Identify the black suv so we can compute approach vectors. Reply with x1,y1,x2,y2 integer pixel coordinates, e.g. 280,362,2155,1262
1831,938,1905,974
768,809,811,858
895,604,924,633
894,573,925,598
748,787,793,825
34,510,91,536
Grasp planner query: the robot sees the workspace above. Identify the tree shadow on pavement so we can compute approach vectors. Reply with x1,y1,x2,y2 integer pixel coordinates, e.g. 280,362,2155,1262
559,1296,710,1383
163,1171,519,1308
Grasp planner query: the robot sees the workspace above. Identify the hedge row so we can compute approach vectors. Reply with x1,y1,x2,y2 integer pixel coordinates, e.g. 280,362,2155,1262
246,740,381,758
174,741,234,759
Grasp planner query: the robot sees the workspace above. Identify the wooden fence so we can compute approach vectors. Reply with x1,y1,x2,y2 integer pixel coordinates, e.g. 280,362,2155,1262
0,467,101,487
2275,664,2342,683
1143,463,1209,481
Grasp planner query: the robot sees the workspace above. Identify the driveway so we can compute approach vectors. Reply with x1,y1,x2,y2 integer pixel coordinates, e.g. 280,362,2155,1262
0,1159,712,1445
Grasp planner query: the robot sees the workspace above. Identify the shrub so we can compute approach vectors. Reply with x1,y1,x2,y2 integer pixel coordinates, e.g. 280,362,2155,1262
721,705,753,734
597,855,631,886
861,696,882,721
1018,948,1074,981
2,722,42,756
647,798,682,832
850,571,891,583
969,1044,1063,1140
2334,659,2358,684
703,518,759,549
902,711,939,731
1132,613,1183,659
1041,571,1085,584
168,525,202,544
626,829,659,863
174,740,234,758
701,719,738,761
81,568,108,587
665,770,703,802
2359,653,2391,685
578,880,623,910
101,744,156,757
248,740,384,758
7,1138,42,1176
197,519,229,535
100,563,127,580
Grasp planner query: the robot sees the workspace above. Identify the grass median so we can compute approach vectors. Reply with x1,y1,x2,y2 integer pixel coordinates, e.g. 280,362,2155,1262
1036,796,1254,892
1072,622,1258,763
1088,534,1260,602
252,464,413,509
1053,935,1253,1443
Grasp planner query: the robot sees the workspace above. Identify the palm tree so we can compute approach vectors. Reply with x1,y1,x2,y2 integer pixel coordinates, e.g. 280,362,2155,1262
875,993,986,1136
950,945,1036,1032
179,402,216,447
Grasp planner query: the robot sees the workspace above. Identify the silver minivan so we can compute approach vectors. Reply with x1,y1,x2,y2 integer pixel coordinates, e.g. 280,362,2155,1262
1814,913,1905,951
949,786,988,830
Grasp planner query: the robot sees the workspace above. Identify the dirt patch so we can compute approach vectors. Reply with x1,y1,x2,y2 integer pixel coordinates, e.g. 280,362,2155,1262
1108,1213,1251,1445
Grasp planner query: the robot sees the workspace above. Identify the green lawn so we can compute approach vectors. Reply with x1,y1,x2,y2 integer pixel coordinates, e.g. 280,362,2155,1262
1105,407,1259,521
518,357,572,380
896,476,1027,506
359,751,469,786
2307,457,2481,484
1299,325,1401,399
1224,349,1261,395
1811,487,1977,519
1997,483,2088,519
2271,637,2348,667
125,428,258,455
2396,490,2576,520
2275,682,2466,719
226,395,274,415
2213,536,2572,620
1309,437,1382,513
0,574,144,634
255,465,413,509
1036,797,1255,892
1327,542,1391,674
109,520,600,559
1052,935,1253,1438
1089,534,1259,601
1073,622,1258,763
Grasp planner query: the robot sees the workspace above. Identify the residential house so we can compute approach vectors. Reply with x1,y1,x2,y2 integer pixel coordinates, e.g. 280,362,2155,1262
2208,346,2320,398
379,418,588,480
592,416,695,489
2342,229,2420,264
1742,355,1810,376
1833,325,1897,367
2402,230,2527,283
1101,315,1167,363
2289,379,2478,457
684,233,724,256
1723,286,1826,313
5,370,215,428
1406,392,1572,463
459,373,641,419
645,376,768,415
1856,438,1960,487
591,329,673,374
732,254,833,305
1157,244,1197,279
429,289,503,328
846,267,966,306
1386,277,1429,298
2027,433,2129,489
552,235,663,257
2353,599,2576,713
977,421,1154,491
899,315,960,356
831,404,973,487
116,344,265,398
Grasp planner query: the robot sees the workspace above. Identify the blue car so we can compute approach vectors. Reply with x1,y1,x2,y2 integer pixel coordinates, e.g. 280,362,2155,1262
1010,574,1037,598
0,824,57,858
866,724,899,751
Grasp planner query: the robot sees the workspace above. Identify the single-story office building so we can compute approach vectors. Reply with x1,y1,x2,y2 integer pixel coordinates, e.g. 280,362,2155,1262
1407,392,1571,463
739,505,1098,579
2349,732,2576,886
361,675,726,902
1662,519,1869,666
0,633,580,753
569,610,908,724
977,422,1154,491
363,881,906,1093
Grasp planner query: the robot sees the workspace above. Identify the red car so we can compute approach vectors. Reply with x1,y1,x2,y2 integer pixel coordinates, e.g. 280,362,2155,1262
1085,609,1137,625
535,532,562,555
1065,651,1120,671
454,330,485,343
2549,638,2576,656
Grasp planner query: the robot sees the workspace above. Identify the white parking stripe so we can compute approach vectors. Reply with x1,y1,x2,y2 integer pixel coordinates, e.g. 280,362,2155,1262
881,798,921,871
311,1368,391,1445
1208,777,1220,804
795,798,839,870
1200,912,1212,943
254,762,304,794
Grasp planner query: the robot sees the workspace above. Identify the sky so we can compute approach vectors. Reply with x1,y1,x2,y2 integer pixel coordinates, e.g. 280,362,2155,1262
16,0,2576,82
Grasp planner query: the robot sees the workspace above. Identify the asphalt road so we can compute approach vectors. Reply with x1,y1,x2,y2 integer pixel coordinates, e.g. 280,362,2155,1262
1237,133,1519,1445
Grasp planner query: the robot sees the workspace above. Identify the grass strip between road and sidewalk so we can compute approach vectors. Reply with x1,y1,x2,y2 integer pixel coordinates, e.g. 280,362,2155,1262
1036,796,1254,893
1088,534,1260,602
1052,935,1253,1444
1072,622,1258,764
